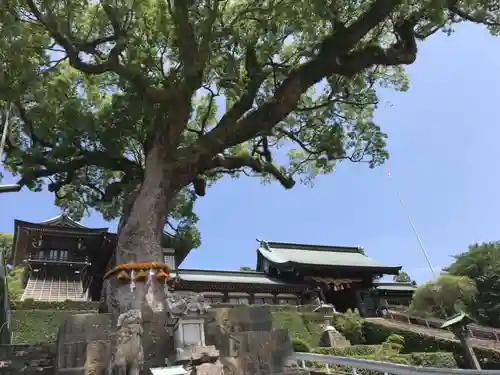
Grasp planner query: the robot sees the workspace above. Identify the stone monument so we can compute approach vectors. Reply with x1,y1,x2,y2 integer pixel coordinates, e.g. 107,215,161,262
165,291,219,365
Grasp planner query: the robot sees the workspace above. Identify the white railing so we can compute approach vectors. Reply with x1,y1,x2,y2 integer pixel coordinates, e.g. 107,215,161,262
294,352,500,375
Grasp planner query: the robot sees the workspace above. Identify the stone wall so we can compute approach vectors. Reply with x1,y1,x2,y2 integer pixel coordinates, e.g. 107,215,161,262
0,343,55,374
204,306,309,375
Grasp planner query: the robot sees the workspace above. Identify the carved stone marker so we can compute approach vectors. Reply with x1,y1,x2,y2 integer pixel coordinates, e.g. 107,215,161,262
318,326,350,348
167,292,219,365
204,306,309,375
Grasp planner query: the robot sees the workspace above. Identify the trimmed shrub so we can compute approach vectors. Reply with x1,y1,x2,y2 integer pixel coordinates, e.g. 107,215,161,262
307,346,411,375
272,311,324,346
292,338,311,352
402,352,457,368
11,299,99,311
331,309,364,344
363,320,500,369
11,310,81,344
384,334,405,346
10,301,98,344
383,333,405,352
314,345,382,357
308,346,457,373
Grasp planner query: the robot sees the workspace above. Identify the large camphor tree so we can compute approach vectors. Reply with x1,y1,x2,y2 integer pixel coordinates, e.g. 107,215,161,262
0,0,498,367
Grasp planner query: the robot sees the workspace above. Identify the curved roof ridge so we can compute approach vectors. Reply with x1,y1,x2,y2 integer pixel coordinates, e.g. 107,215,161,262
266,241,363,253
40,213,85,228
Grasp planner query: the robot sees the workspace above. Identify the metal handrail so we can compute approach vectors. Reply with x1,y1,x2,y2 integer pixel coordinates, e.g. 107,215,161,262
295,352,500,375
387,311,500,341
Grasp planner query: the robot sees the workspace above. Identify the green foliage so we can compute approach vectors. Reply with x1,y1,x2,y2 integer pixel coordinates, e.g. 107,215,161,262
363,320,500,369
314,345,382,357
445,241,500,328
6,266,25,302
332,308,365,344
307,345,410,374
401,352,457,368
310,345,456,373
393,271,416,286
1,0,498,252
239,267,254,272
10,301,98,344
271,311,324,347
292,338,310,353
409,274,477,318
11,310,95,344
11,299,99,311
383,333,405,352
0,233,13,263
384,333,405,346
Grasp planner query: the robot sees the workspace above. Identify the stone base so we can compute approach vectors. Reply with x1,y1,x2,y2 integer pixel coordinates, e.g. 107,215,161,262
318,329,350,348
170,345,220,364
192,361,311,375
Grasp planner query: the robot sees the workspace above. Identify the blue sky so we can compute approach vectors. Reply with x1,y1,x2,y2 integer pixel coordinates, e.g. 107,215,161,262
1,24,499,284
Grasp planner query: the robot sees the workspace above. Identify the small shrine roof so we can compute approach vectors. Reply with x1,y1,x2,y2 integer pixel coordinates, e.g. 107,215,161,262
374,282,416,292
14,214,109,234
176,269,291,285
39,214,86,228
258,241,401,275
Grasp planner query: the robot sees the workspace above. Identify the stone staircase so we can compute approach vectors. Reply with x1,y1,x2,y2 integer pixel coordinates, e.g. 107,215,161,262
0,344,54,374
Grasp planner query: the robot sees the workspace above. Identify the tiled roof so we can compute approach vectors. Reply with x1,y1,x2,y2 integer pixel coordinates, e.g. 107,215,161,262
258,241,401,274
176,269,292,285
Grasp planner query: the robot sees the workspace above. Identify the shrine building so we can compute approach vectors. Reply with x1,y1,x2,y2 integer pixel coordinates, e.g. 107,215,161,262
8,214,415,316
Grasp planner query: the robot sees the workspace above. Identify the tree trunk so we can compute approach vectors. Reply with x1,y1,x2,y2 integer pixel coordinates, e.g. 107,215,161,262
98,136,183,375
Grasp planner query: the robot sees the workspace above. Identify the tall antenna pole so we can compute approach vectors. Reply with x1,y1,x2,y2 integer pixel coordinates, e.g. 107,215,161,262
387,171,439,279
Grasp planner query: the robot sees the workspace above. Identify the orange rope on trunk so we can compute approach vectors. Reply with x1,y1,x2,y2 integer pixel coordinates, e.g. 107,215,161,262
104,261,172,281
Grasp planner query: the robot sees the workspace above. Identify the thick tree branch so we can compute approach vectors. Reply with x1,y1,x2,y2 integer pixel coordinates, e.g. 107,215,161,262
15,151,143,192
209,154,295,189
447,0,500,26
179,0,412,174
25,0,175,103
214,46,267,136
167,0,204,93
13,101,53,148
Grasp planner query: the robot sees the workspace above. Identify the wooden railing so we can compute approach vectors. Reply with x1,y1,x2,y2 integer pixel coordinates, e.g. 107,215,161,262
294,352,500,375
386,311,500,342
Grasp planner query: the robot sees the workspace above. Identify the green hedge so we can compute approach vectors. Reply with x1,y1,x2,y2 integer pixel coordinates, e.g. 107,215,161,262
401,352,457,368
10,301,98,344
363,320,500,369
314,345,382,357
292,338,311,352
331,309,364,344
12,310,79,344
272,311,325,347
306,345,457,373
11,299,99,310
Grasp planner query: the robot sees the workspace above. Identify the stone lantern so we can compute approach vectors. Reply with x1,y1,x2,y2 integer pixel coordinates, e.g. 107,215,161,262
441,312,481,370
165,292,219,364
